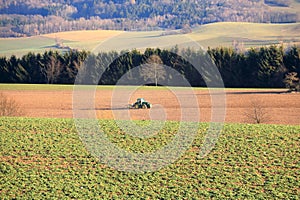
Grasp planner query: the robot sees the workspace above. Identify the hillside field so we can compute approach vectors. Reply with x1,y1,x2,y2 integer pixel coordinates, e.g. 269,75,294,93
1,22,300,57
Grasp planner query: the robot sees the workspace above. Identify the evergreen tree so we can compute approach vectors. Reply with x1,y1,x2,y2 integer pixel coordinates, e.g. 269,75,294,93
284,46,300,75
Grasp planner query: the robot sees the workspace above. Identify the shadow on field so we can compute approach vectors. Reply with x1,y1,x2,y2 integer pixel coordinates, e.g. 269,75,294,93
97,107,129,111
81,107,129,111
196,90,287,96
226,90,286,95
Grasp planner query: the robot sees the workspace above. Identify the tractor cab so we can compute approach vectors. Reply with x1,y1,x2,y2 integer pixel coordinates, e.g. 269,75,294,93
137,98,145,104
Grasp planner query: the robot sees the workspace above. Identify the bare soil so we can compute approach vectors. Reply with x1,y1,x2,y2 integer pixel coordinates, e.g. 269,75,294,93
1,88,299,125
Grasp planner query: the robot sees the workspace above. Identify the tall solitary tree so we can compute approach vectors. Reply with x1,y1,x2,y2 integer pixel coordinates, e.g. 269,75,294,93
140,54,166,86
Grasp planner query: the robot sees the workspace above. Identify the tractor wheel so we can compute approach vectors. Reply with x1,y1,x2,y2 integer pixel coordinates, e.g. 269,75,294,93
142,104,147,109
134,104,139,109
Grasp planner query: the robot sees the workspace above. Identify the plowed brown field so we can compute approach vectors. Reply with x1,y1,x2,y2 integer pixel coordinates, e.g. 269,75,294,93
1,88,299,125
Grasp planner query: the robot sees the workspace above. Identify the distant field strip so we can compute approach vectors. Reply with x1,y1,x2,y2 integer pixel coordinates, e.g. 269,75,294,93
0,84,285,91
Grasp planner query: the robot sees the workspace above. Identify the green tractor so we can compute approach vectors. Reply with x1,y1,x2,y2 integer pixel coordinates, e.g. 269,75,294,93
129,98,152,109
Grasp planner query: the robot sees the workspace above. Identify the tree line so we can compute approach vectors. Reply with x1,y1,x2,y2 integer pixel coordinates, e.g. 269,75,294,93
0,0,299,37
0,45,299,89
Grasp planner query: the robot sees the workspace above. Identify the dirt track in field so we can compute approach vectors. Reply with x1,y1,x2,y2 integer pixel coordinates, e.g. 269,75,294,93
1,88,300,125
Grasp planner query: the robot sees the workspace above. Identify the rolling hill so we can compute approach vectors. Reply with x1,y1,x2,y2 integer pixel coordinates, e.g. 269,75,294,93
0,22,299,57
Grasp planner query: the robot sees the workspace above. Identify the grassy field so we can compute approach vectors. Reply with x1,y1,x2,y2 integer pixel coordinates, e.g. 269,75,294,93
0,84,76,91
0,83,288,94
0,84,194,91
0,117,299,199
1,22,300,57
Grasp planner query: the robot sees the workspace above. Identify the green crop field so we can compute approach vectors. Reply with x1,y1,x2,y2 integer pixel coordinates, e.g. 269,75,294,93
1,22,300,57
0,117,299,199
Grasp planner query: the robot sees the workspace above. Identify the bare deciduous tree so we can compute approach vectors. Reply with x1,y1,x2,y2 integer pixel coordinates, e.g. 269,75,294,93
46,55,62,84
0,93,24,117
140,54,166,86
244,98,270,124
